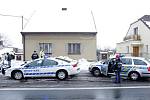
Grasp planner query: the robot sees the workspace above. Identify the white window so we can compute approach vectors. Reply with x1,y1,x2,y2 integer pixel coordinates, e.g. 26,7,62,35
134,27,138,35
68,43,81,54
146,45,148,53
126,46,129,53
39,43,52,56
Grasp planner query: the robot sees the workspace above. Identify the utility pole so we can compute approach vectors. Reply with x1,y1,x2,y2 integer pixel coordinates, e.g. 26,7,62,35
0,13,27,30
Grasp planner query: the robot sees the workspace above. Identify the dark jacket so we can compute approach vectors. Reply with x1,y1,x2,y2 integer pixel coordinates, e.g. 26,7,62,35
31,53,39,60
7,54,12,61
113,58,122,72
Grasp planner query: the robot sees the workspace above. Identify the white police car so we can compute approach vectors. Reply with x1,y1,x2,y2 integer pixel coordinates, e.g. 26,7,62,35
5,57,80,80
89,57,150,81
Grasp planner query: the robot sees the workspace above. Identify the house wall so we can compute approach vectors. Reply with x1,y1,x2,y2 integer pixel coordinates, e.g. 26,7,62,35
117,20,150,58
24,33,97,61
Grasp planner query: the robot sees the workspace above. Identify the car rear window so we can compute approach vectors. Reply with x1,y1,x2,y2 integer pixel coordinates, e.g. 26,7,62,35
133,59,147,65
55,58,71,63
43,59,58,66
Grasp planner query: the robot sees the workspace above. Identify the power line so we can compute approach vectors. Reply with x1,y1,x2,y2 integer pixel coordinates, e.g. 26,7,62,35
0,13,28,30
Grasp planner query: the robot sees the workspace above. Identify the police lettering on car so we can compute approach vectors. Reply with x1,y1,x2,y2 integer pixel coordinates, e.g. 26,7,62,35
89,56,150,81
5,57,80,80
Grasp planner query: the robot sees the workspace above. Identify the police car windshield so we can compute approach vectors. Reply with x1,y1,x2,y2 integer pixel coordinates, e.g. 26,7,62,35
55,58,71,63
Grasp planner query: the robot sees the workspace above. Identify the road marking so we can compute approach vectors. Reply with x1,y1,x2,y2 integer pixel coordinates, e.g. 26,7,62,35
1,86,150,90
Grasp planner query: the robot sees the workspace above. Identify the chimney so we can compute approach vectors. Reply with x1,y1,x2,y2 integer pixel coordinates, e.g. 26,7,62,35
62,8,67,11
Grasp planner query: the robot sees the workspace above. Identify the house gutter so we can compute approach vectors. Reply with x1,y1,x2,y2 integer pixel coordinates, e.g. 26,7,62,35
21,32,25,61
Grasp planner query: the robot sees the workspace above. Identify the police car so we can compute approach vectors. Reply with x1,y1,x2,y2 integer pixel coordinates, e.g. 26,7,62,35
5,57,80,80
89,57,150,80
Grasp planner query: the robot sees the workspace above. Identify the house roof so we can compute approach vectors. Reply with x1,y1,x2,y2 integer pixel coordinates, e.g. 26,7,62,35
21,8,97,33
139,15,150,29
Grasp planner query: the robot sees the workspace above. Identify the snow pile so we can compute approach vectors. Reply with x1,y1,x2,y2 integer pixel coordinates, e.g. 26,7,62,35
78,58,94,71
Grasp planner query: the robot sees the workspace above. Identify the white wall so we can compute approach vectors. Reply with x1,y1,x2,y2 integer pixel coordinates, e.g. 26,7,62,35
117,20,150,58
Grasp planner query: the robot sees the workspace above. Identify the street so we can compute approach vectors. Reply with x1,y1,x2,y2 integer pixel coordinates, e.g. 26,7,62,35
0,87,150,100
0,70,150,88
0,70,150,100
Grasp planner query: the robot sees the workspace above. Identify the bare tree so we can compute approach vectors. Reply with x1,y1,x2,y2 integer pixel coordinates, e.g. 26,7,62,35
0,33,12,47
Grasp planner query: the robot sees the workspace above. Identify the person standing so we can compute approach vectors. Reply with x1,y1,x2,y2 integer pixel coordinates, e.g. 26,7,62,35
39,49,45,58
31,51,39,60
113,54,122,83
6,53,12,68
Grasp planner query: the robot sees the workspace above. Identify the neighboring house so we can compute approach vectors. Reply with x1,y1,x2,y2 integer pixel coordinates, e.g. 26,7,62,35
116,15,150,58
97,50,114,61
21,8,97,61
0,47,23,61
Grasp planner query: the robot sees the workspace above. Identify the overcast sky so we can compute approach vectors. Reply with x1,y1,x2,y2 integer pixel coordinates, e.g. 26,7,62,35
0,0,150,49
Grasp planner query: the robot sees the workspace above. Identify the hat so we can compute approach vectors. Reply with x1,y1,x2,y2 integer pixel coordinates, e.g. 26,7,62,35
115,53,120,59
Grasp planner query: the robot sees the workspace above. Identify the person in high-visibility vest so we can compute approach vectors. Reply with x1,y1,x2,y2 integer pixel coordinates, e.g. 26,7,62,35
39,50,45,58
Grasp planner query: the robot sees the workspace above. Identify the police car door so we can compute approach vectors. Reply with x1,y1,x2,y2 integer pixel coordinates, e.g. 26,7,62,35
133,59,148,73
121,58,133,77
24,59,43,77
101,60,109,76
41,59,58,77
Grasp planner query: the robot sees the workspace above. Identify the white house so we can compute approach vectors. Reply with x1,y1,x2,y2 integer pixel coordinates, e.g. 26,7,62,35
116,15,150,58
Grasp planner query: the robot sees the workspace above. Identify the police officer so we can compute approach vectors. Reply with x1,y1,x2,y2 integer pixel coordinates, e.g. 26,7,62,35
113,54,122,83
31,51,39,60
6,53,12,68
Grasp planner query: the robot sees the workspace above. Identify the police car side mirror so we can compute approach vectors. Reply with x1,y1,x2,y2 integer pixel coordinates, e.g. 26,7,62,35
103,62,106,64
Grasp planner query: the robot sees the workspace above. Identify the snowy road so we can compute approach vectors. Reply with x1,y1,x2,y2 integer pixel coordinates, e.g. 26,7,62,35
0,87,150,100
0,70,150,88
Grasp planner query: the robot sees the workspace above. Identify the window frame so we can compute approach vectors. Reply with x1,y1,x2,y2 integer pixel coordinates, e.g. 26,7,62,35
39,43,52,56
68,43,81,55
133,59,147,66
25,60,43,67
121,58,132,65
42,59,58,66
134,27,138,35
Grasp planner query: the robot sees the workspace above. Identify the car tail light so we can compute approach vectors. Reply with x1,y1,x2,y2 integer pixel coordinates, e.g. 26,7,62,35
72,63,78,67
147,66,150,71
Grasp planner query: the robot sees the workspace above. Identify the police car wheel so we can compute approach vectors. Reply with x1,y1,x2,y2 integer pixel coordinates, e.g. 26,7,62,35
92,68,101,77
129,72,140,81
56,70,68,80
12,71,23,80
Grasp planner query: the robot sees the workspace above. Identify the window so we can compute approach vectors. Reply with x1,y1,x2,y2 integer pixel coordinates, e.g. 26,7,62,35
42,59,58,66
27,60,43,67
126,46,129,53
133,59,147,65
68,43,80,54
55,58,71,63
39,43,52,56
134,27,138,35
146,45,148,53
102,54,107,59
16,55,21,60
121,58,132,65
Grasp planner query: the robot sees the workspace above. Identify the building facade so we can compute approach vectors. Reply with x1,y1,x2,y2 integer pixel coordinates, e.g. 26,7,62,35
21,8,97,61
117,15,150,58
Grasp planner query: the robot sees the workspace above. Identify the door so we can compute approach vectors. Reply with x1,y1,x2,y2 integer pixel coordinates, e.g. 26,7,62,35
133,46,139,57
120,58,133,76
41,59,58,77
101,60,109,76
24,59,43,77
